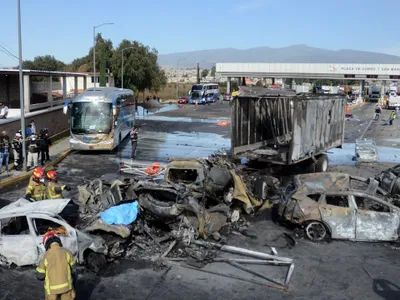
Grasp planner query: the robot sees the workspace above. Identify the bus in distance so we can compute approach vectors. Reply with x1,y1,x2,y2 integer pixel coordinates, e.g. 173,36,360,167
65,87,135,150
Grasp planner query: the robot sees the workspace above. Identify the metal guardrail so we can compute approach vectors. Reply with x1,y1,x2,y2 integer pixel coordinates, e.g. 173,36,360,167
29,99,65,111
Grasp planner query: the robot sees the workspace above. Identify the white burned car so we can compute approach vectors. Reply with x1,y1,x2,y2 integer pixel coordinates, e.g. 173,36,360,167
278,173,400,242
0,199,107,269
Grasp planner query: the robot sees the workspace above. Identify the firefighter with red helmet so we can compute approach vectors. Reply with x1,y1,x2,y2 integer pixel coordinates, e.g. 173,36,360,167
25,167,47,201
36,231,76,300
46,170,71,199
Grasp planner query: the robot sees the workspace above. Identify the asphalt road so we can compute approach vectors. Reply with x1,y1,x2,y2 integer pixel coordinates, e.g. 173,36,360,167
2,101,400,300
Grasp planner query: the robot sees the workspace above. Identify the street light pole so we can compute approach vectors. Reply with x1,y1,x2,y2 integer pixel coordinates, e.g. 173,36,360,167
93,22,114,88
176,59,186,100
17,0,27,171
121,47,135,89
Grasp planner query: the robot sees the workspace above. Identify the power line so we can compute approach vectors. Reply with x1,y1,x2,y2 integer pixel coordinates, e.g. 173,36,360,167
0,44,18,60
0,41,17,56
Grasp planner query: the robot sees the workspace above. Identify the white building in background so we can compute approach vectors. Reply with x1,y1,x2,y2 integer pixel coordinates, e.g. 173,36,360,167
60,72,115,96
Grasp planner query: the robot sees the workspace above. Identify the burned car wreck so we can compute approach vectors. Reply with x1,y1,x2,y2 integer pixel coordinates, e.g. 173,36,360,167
278,173,400,242
0,198,107,269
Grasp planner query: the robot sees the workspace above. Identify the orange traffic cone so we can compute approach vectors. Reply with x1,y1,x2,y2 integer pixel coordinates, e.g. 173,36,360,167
195,100,198,106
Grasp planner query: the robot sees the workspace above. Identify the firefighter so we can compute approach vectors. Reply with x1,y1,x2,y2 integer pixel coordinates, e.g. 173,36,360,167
46,170,71,199
25,167,47,201
39,128,52,165
130,126,138,160
36,231,76,300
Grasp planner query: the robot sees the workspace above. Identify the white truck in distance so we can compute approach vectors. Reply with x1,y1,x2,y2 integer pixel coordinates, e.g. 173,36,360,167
387,85,400,109
368,85,380,101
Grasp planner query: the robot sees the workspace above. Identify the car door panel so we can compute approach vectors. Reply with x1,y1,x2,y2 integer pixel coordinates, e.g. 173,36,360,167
28,215,79,258
319,195,356,239
0,235,38,266
356,210,399,241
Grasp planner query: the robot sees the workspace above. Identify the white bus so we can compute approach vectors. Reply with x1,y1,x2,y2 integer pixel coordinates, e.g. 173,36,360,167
188,83,219,104
65,87,135,150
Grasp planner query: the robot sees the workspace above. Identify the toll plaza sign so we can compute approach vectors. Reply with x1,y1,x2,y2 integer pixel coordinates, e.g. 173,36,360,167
328,64,400,75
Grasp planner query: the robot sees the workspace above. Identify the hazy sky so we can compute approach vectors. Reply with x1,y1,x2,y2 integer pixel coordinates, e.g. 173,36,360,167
1,0,399,67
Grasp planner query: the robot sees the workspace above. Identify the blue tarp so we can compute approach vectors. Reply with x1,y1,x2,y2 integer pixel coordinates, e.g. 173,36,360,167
100,201,139,225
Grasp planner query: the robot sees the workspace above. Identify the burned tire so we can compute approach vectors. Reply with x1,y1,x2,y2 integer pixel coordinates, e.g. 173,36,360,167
315,154,328,173
85,251,107,273
305,221,328,241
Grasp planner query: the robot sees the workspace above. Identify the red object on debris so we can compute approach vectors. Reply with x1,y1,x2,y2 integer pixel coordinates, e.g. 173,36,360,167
217,120,230,127
145,162,161,176
345,113,353,118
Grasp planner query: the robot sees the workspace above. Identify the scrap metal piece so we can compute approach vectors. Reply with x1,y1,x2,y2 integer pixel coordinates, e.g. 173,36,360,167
84,218,131,238
355,138,378,163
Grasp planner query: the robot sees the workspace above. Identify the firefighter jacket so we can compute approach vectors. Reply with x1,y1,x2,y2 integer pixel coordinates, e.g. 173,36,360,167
47,182,66,199
36,243,76,296
26,176,47,200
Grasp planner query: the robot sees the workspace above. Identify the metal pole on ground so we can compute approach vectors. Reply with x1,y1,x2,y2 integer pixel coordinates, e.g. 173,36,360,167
17,0,27,172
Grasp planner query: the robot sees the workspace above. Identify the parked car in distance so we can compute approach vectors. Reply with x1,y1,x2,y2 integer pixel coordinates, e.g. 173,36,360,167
278,172,400,242
223,93,232,101
178,96,189,104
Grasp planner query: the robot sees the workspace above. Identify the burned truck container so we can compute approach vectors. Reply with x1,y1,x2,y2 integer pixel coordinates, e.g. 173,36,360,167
231,88,346,172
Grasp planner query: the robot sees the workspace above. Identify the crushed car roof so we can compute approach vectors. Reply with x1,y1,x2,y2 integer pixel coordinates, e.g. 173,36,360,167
0,198,71,218
294,172,350,194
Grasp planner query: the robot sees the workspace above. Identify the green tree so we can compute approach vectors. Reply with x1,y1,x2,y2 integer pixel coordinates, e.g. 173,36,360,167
211,66,216,77
201,69,209,78
111,39,166,94
23,55,65,71
99,50,106,87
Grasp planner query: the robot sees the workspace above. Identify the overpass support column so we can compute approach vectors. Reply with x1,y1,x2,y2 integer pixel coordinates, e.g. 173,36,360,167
271,78,275,85
289,78,294,89
227,77,231,93
23,74,30,113
74,76,78,96
83,76,87,90
382,80,386,99
62,76,67,102
242,77,246,86
360,80,365,98
48,75,53,107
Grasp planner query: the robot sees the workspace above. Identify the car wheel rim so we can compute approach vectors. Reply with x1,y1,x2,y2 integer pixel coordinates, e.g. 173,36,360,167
305,222,326,241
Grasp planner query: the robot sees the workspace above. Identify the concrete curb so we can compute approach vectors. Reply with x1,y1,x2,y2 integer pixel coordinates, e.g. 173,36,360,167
0,148,73,190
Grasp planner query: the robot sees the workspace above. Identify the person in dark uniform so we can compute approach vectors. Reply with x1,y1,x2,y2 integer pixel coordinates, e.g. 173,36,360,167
130,126,138,160
39,128,52,165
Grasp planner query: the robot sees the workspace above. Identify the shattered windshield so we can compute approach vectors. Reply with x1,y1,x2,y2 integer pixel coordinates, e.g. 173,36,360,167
71,102,113,134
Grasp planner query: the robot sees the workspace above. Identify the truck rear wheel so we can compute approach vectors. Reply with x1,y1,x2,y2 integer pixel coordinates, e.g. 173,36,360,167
315,154,328,172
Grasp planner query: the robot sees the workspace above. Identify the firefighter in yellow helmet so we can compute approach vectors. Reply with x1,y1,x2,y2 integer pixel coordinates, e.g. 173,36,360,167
46,170,71,199
36,231,76,300
25,167,47,201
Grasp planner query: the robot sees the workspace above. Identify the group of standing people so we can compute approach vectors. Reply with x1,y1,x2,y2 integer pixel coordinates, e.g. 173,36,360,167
0,120,52,175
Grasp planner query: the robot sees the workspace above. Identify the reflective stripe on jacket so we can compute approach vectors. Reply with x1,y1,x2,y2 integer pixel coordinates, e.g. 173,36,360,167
26,177,47,200
47,182,65,199
36,244,76,296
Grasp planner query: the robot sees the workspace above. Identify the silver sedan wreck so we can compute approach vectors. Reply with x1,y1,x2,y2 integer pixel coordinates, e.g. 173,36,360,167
278,173,400,242
0,198,107,268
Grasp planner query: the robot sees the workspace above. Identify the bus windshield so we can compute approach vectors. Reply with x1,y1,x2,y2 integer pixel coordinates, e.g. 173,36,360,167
192,84,203,91
71,102,113,134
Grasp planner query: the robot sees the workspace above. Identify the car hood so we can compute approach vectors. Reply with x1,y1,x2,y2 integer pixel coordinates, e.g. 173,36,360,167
0,198,71,218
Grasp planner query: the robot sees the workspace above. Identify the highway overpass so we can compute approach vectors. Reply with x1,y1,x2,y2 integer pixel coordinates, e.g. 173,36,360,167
216,63,400,92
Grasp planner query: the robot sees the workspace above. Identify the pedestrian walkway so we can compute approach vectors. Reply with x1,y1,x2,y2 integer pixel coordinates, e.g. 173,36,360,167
0,137,71,189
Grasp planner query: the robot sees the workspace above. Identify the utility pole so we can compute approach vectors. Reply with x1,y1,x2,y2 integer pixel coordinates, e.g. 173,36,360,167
93,22,114,88
176,59,186,99
197,63,200,84
17,0,27,171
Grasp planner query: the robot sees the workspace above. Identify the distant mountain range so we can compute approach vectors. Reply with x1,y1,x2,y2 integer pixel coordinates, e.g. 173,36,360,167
157,45,400,68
